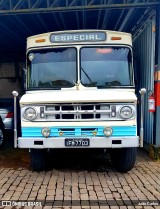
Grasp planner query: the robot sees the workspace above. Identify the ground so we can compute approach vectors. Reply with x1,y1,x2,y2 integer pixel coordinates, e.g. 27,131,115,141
0,134,160,209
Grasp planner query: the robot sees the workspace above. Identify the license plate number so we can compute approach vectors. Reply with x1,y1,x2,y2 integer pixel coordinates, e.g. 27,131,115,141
65,138,90,147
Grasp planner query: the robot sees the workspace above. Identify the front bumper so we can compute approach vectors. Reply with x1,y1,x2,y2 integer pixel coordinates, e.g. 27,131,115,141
18,136,139,148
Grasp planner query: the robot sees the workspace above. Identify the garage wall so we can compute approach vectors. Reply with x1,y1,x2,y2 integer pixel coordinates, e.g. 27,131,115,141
133,18,155,145
0,55,25,99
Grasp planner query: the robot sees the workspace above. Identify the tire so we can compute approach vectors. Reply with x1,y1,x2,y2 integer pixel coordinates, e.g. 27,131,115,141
110,148,137,173
30,149,46,171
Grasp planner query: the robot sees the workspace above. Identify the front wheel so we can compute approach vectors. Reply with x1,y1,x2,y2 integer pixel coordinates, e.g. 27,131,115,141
30,149,46,171
110,148,137,173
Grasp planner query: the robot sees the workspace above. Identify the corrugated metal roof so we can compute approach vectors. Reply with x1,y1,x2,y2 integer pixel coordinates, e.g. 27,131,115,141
0,0,159,53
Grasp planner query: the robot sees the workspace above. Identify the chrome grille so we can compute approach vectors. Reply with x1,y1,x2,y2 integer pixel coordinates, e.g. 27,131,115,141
43,103,111,121
22,103,136,122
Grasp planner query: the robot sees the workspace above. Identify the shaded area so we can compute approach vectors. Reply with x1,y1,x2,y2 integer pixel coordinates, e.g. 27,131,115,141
0,131,30,169
0,0,158,53
0,131,153,172
46,149,113,172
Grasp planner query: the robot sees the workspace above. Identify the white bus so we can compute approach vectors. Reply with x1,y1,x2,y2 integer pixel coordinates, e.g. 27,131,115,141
13,30,146,172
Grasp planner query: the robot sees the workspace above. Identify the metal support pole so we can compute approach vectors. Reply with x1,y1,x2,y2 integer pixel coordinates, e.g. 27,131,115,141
12,91,18,148
139,88,146,147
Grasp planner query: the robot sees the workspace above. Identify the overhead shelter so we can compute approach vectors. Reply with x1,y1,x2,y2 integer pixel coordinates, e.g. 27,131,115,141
0,0,159,52
0,0,160,155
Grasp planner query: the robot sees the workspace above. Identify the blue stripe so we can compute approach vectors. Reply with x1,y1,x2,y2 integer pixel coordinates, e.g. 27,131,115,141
22,126,136,138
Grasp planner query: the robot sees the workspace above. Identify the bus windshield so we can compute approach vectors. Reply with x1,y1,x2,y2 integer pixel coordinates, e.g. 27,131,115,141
80,46,133,88
27,47,77,89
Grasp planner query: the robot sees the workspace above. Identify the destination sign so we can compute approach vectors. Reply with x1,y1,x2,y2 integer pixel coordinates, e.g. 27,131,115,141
50,32,106,43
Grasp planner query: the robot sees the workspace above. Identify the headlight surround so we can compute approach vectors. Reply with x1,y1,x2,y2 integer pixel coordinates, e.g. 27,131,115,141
119,106,133,119
24,107,37,121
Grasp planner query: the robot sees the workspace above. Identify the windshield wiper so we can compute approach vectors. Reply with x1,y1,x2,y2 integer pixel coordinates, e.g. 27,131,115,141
28,87,61,90
97,85,131,89
97,81,122,88
81,67,95,86
97,85,119,89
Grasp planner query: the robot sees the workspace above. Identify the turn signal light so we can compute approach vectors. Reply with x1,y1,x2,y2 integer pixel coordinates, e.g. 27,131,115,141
35,39,46,43
111,37,122,40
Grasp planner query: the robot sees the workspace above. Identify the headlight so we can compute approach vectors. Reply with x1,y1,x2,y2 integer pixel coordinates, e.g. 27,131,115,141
42,127,51,138
103,127,113,137
24,107,37,121
119,106,133,119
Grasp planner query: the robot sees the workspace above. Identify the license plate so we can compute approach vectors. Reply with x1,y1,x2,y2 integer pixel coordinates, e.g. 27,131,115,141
65,138,90,147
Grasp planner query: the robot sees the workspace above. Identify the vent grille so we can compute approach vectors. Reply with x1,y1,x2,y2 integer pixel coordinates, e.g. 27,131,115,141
43,103,110,121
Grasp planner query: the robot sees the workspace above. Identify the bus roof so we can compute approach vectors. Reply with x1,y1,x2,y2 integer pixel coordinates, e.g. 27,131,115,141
27,30,132,50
